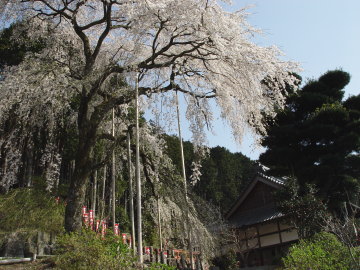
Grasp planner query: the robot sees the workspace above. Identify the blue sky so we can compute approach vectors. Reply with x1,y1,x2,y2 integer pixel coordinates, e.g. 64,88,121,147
181,0,360,160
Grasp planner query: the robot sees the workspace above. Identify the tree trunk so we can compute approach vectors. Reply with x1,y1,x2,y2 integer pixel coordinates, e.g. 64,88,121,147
0,142,7,179
64,162,92,232
23,142,34,187
19,138,33,187
64,122,97,232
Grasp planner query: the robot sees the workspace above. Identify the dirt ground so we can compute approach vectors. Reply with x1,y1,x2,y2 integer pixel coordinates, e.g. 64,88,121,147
0,262,33,270
0,258,55,270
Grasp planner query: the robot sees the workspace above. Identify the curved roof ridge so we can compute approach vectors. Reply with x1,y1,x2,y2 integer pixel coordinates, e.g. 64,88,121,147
258,172,285,185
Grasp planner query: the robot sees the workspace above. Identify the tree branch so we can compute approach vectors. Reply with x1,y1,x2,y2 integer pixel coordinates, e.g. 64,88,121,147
92,1,112,61
97,133,115,141
89,134,127,172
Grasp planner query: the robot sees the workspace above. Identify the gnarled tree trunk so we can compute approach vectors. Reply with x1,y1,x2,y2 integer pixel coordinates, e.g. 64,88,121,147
64,102,98,232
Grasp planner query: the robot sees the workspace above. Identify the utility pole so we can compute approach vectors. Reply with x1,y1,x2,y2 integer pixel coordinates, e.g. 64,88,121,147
101,165,107,220
127,131,136,254
111,108,116,228
92,170,97,216
175,91,194,269
157,196,163,251
135,72,143,263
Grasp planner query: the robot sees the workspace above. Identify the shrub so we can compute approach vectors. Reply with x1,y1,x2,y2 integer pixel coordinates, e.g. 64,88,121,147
0,187,64,234
275,178,328,238
54,229,138,270
211,250,237,270
282,232,359,270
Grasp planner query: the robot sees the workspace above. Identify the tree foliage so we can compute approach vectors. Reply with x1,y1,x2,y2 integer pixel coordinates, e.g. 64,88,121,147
275,178,327,238
0,180,64,235
163,134,194,182
260,70,360,213
211,250,237,270
0,22,45,69
163,135,257,213
282,232,359,270
195,146,256,212
55,229,137,270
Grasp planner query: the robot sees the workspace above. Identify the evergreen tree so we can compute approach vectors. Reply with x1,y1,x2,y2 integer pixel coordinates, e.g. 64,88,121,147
260,70,360,213
164,134,257,213
163,134,194,181
0,23,45,69
195,146,257,212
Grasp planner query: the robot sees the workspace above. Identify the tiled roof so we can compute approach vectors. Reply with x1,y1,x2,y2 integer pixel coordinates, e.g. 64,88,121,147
229,205,284,227
257,163,286,185
258,172,285,186
225,166,286,219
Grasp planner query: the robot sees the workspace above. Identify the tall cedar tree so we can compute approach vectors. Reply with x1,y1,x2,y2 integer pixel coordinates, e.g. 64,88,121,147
260,70,360,213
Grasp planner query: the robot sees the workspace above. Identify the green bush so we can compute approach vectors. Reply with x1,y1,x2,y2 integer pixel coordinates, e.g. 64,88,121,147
0,187,64,234
282,232,359,270
211,250,237,270
54,229,138,270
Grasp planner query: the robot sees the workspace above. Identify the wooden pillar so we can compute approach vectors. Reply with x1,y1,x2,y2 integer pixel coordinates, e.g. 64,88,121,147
277,220,283,244
244,229,249,250
255,225,264,266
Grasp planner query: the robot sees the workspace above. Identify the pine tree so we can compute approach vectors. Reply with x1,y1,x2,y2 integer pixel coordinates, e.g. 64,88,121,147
260,70,360,213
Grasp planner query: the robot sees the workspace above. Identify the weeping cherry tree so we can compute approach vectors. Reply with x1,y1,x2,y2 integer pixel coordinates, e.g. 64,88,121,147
0,0,299,232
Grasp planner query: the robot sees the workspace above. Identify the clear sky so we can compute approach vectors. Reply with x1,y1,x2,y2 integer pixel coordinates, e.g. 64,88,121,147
180,0,360,160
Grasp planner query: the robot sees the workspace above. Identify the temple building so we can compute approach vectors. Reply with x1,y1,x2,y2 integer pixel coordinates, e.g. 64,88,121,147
225,171,299,268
